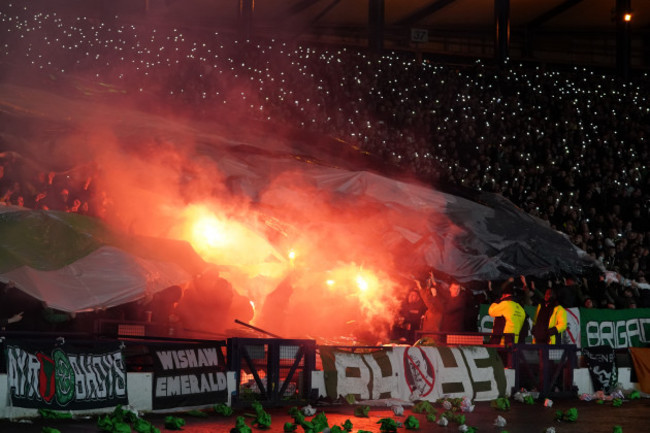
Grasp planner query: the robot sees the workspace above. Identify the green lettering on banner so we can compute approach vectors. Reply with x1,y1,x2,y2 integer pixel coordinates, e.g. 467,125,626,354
459,346,507,400
436,347,466,395
318,348,395,401
319,347,338,400
345,367,361,377
366,350,397,400
320,348,371,400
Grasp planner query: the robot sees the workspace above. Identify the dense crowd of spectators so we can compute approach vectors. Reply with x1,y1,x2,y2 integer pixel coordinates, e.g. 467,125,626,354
1,3,650,311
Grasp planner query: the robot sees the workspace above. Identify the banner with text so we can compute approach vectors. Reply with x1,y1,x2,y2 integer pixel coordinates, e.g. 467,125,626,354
152,344,228,410
5,340,127,410
580,308,650,349
320,345,507,402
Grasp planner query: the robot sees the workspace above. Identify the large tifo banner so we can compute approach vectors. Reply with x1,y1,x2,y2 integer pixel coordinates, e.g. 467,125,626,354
320,346,507,402
152,344,228,410
5,340,127,410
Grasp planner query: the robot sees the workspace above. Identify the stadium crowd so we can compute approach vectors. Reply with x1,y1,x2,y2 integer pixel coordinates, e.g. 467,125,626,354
1,2,650,313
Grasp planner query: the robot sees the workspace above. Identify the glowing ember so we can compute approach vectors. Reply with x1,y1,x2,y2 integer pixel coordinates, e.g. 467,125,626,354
356,274,368,292
178,204,286,271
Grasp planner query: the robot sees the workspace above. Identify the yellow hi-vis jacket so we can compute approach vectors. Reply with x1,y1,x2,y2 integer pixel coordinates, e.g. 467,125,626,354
488,299,526,344
533,304,568,344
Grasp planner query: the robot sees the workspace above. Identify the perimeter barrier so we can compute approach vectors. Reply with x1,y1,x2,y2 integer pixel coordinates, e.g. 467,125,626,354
416,330,579,398
227,337,317,408
0,326,591,412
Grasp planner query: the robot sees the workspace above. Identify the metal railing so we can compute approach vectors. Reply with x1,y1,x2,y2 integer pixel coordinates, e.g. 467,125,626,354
511,343,578,398
227,337,317,408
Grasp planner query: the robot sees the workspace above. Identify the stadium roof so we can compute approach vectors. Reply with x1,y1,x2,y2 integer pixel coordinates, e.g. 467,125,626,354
249,0,646,31
44,0,650,69
156,0,650,69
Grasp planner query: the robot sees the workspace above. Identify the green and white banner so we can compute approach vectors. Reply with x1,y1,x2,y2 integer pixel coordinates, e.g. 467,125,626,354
320,345,507,402
0,206,205,313
580,308,650,349
4,340,127,410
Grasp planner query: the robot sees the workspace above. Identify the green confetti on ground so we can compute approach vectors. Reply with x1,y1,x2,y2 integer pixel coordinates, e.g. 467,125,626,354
490,398,510,411
412,401,435,414
377,418,400,433
404,415,419,430
214,404,234,416
164,416,186,430
354,406,370,417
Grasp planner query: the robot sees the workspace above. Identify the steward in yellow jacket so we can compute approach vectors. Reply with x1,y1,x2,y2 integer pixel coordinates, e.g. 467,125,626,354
488,287,526,345
532,288,568,344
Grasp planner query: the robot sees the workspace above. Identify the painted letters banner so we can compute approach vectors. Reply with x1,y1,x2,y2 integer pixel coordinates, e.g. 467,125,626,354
320,345,507,402
580,308,650,349
5,340,127,410
152,344,228,410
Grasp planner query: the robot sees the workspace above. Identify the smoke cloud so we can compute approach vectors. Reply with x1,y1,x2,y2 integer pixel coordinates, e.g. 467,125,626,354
0,1,446,343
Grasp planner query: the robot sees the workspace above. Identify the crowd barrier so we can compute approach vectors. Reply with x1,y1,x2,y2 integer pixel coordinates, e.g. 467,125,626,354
227,338,317,407
511,344,578,398
0,327,644,419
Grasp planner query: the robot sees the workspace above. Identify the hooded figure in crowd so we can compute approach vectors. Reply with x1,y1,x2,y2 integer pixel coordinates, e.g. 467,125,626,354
532,287,568,344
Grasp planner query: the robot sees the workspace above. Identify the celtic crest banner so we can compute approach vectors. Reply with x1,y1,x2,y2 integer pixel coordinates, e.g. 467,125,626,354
4,340,127,410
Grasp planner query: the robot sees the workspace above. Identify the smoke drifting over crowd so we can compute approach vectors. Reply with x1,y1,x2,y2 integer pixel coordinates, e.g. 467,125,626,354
0,1,420,343
0,1,601,342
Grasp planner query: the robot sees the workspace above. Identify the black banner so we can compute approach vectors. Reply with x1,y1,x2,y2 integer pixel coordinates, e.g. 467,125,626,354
5,340,127,410
582,345,617,393
152,344,228,410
